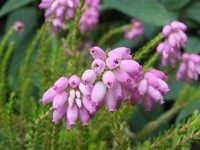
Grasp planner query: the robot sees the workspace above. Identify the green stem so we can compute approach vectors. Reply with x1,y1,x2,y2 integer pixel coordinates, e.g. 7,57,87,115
98,25,132,47
0,42,15,105
143,53,159,71
0,28,13,60
134,33,163,61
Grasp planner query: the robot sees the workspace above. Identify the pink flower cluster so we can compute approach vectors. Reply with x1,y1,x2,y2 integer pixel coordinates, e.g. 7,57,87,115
80,0,100,33
137,69,169,111
39,0,100,34
156,21,188,67
124,18,143,40
39,0,79,33
176,53,200,82
42,46,170,130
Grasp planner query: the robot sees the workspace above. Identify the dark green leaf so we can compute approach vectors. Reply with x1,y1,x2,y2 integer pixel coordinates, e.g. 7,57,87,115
162,0,191,10
102,0,175,26
185,2,200,23
0,0,34,17
165,80,185,100
185,36,200,53
176,99,200,123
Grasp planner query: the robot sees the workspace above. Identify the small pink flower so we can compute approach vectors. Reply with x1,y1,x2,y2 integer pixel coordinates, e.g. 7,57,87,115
120,60,142,76
108,47,131,59
67,104,78,125
105,91,118,112
124,18,143,40
53,77,68,92
41,87,57,104
91,59,106,73
90,46,106,59
52,104,66,123
13,21,24,34
91,81,106,106
82,69,96,85
69,75,80,88
82,96,96,115
79,105,90,126
106,56,121,69
53,91,68,109
102,71,116,88
114,69,131,84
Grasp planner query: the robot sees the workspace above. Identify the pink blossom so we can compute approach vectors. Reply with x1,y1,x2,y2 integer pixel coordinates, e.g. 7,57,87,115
13,21,24,34
41,87,57,104
176,53,200,81
90,46,106,59
157,21,188,66
124,18,144,40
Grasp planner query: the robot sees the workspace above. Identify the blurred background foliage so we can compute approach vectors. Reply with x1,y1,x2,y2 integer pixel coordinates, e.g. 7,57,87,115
0,0,200,149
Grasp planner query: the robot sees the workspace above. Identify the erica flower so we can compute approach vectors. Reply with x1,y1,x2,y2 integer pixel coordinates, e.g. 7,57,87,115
42,75,95,130
39,0,79,33
81,46,143,112
157,21,188,66
137,69,169,111
176,53,200,82
79,0,100,33
13,21,24,34
124,18,143,40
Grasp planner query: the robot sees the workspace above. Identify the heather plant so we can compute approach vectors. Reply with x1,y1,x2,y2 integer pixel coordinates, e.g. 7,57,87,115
0,0,200,150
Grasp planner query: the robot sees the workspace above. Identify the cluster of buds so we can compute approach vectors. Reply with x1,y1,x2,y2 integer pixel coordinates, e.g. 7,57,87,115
124,18,143,40
80,0,100,33
176,53,200,82
39,0,100,34
156,21,188,67
137,69,169,111
42,46,170,130
39,0,79,33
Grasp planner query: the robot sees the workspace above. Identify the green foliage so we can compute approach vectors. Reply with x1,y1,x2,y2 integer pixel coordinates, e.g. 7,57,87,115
136,111,200,149
0,0,34,17
102,0,175,26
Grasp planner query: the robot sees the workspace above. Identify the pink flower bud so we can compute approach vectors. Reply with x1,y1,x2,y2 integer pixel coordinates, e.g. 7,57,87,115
91,81,106,106
176,63,187,80
79,83,93,97
171,21,187,31
162,24,171,37
82,96,96,114
76,91,81,98
67,104,78,125
121,86,128,101
109,81,123,100
82,69,96,85
76,98,82,108
54,77,68,92
138,79,148,96
148,86,164,104
52,104,66,123
102,71,116,88
90,46,106,59
91,59,106,73
13,21,24,34
120,60,142,76
69,75,80,88
145,72,159,88
79,105,90,126
114,69,131,84
41,87,57,104
106,56,121,69
167,34,176,47
156,42,164,53
53,91,68,109
150,68,167,81
157,78,170,95
130,88,141,106
105,91,117,112
142,95,153,111
69,89,75,99
64,114,73,131
68,96,74,107
108,47,131,59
